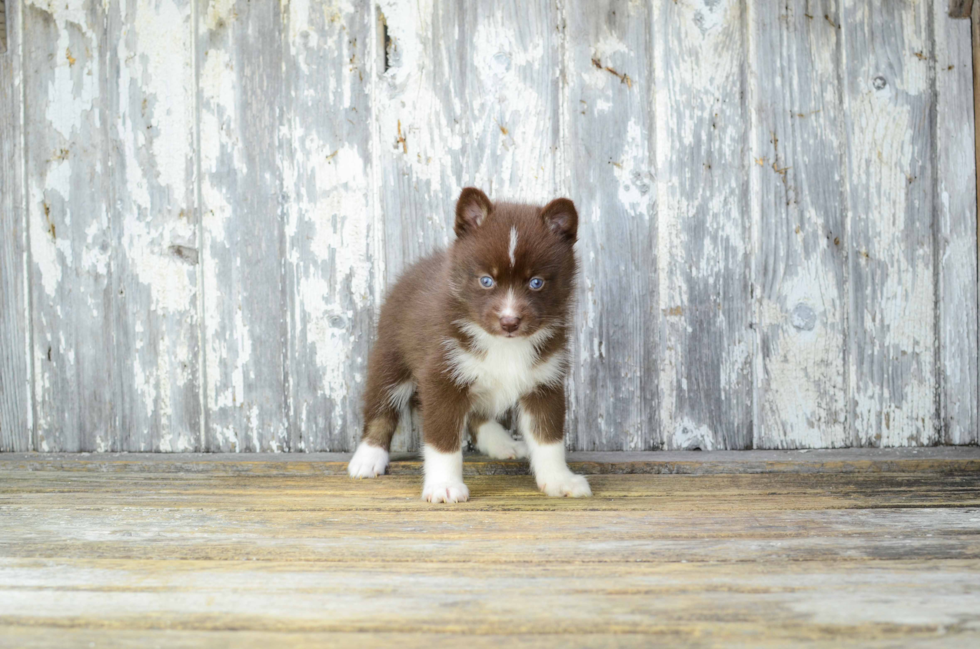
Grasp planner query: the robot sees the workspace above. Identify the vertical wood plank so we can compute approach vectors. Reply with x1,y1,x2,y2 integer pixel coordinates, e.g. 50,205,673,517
375,0,460,307
199,0,288,452
654,0,752,450
841,0,937,446
105,0,201,451
562,0,658,450
748,1,848,448
281,1,379,451
24,0,115,451
376,0,561,451
453,2,562,202
0,0,33,451
934,1,978,445
976,0,980,447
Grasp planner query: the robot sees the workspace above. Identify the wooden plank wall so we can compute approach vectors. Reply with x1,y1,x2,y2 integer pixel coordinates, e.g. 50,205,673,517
0,0,976,452
0,0,32,451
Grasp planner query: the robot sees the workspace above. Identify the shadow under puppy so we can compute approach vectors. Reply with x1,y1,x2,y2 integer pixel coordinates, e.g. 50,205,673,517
348,187,591,503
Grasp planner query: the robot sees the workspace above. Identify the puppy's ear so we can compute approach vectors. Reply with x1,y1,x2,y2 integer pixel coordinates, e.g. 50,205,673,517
455,187,493,237
540,198,578,242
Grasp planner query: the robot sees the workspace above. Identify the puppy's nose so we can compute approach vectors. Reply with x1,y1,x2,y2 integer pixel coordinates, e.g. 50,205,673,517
500,316,521,333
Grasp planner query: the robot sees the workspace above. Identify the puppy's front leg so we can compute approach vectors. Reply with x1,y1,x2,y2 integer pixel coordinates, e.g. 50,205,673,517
419,371,471,504
519,385,592,498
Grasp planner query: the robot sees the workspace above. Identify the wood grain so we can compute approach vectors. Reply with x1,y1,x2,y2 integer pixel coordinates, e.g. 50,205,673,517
198,0,288,451
3,0,978,453
842,0,938,446
976,1,980,255
934,1,978,445
281,1,380,451
563,0,659,450
654,0,752,450
106,0,201,451
0,458,978,647
4,447,979,476
2,629,978,649
0,0,31,451
748,0,848,448
24,0,116,452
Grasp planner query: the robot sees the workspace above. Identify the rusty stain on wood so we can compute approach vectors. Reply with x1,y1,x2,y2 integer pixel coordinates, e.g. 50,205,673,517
590,56,632,88
395,119,407,153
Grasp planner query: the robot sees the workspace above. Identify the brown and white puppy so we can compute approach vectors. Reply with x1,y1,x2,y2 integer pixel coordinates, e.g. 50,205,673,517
347,188,591,503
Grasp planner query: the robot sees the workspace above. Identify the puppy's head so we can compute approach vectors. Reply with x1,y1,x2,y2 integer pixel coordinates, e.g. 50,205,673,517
449,187,578,339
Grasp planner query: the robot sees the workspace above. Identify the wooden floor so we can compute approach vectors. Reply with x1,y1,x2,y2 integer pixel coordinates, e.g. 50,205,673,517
1,449,979,648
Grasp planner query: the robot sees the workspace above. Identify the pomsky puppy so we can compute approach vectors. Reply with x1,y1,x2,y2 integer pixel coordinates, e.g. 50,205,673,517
347,187,591,503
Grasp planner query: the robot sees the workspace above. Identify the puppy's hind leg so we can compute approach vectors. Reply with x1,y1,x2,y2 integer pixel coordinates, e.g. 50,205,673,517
349,346,413,479
470,413,528,460
348,410,399,478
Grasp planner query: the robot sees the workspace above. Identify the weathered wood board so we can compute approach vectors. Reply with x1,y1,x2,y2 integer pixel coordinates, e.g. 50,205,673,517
563,0,659,451
23,0,116,452
654,0,752,450
0,0,976,452
0,0,31,452
107,0,201,452
199,0,289,452
936,2,978,444
281,0,381,453
842,0,937,446
0,455,978,646
749,0,848,448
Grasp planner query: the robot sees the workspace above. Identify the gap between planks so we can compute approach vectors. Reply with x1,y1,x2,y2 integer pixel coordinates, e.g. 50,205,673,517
1,448,978,476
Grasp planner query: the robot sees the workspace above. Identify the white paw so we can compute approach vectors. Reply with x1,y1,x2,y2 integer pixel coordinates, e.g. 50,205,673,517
475,421,528,459
538,472,592,498
525,438,592,497
348,442,389,478
422,481,470,503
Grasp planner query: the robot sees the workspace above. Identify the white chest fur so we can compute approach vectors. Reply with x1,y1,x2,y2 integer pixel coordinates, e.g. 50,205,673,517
444,322,566,417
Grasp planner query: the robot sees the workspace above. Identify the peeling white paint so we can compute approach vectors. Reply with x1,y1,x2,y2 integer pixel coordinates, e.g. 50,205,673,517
11,0,976,454
131,0,193,199
670,419,716,451
655,0,749,448
844,1,937,446
612,118,653,219
31,0,98,140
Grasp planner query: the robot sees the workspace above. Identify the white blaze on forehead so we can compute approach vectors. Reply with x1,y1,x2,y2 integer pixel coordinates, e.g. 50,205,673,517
508,226,518,267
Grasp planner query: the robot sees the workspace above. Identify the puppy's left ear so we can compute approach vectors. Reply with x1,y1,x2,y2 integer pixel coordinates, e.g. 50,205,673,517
455,187,493,238
540,198,578,243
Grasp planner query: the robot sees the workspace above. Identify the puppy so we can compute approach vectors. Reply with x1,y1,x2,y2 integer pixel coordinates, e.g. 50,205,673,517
347,187,591,503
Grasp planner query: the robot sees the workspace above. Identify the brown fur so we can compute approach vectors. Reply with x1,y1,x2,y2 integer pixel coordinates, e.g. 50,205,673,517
359,188,578,454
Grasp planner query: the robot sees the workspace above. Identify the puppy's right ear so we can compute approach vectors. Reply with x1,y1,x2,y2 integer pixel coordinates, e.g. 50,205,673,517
455,187,492,238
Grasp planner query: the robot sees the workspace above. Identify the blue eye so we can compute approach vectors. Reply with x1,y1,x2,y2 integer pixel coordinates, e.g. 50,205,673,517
479,276,495,288
529,277,544,290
